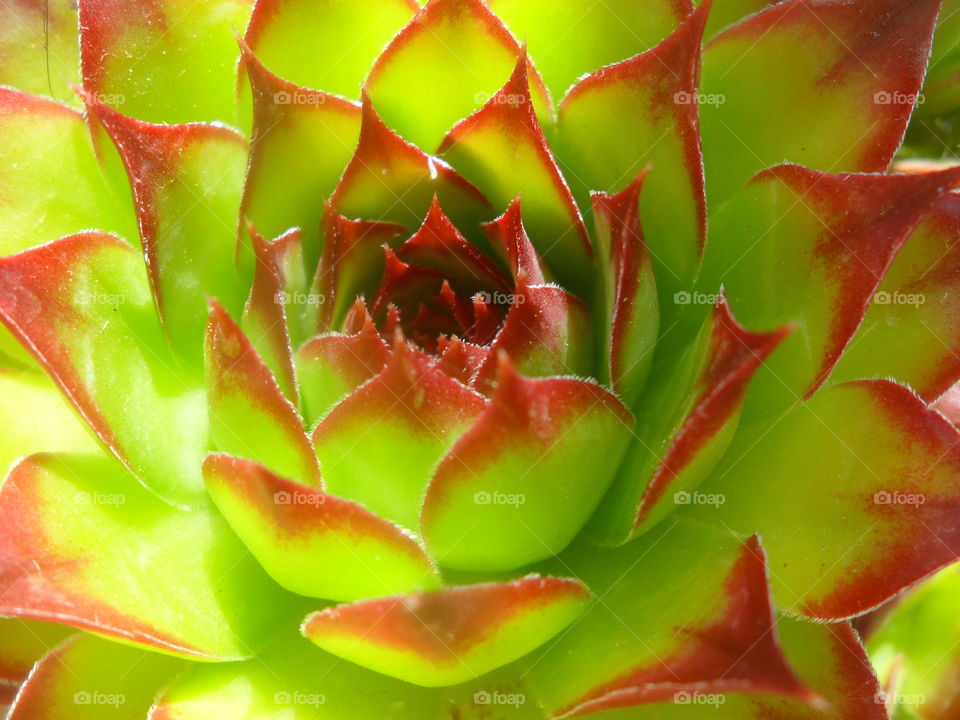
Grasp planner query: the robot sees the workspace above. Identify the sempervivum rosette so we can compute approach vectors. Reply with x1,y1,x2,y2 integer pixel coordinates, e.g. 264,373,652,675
2,1,960,718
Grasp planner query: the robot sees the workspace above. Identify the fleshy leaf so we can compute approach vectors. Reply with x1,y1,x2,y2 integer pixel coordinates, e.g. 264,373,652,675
692,379,960,620
0,233,207,504
481,198,548,284
203,454,440,602
79,0,252,124
486,0,691,99
590,174,659,405
0,619,71,705
90,101,249,356
701,165,960,420
239,42,361,269
312,338,487,530
833,193,960,401
591,295,787,545
302,575,589,687
365,0,552,150
8,633,185,719
330,96,491,234
244,0,418,100
422,356,634,572
0,0,80,102
529,521,811,717
700,0,942,207
0,453,296,659
557,3,707,306
438,56,593,297
205,301,320,487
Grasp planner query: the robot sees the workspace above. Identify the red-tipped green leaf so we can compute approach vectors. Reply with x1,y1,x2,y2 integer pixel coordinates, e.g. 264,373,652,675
702,165,960,418
79,0,251,124
692,379,960,620
0,453,295,659
486,0,691,99
0,233,207,504
365,0,552,150
206,301,320,487
833,193,960,401
438,57,593,297
700,0,942,207
592,296,787,545
481,198,548,284
0,0,80,102
422,356,634,572
203,454,440,601
239,42,361,269
312,339,487,530
558,3,707,304
91,102,249,357
302,575,589,686
244,0,418,100
330,96,491,234
0,619,71,705
8,633,185,720
529,522,811,717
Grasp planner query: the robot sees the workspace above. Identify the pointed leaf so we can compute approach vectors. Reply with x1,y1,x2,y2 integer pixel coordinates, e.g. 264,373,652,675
833,193,960,401
366,0,552,151
422,356,634,572
692,379,960,620
700,0,942,207
91,102,249,356
303,575,589,686
529,521,811,717
0,0,80,102
244,0,418,100
486,0,691,99
0,233,207,504
79,0,252,124
203,454,440,602
0,453,296,659
8,633,185,720
206,301,320,487
239,43,362,270
557,3,707,304
312,339,487,530
481,198,548,284
592,296,787,545
439,57,593,297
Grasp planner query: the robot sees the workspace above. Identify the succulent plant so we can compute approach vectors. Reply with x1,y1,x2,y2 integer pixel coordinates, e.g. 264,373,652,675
2,0,960,717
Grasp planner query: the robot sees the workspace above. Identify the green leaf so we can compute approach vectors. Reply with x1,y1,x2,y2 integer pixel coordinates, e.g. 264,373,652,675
0,233,207,505
0,619,71,704
700,0,942,208
528,521,811,717
0,453,297,659
421,356,634,572
302,575,589,686
366,0,552,151
0,0,80,103
7,632,185,719
79,0,251,124
204,453,440,602
486,0,690,99
691,379,960,620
